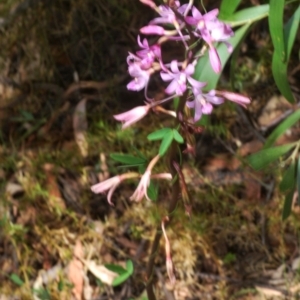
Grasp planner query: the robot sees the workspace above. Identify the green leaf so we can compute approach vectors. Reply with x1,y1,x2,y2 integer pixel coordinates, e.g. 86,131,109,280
111,260,134,287
247,143,296,170
104,264,127,275
297,157,300,206
282,190,294,220
219,5,269,27
159,131,174,156
269,0,285,61
284,6,300,61
147,181,158,201
279,162,296,192
219,0,242,19
9,273,24,286
194,23,251,90
271,52,295,103
126,259,134,275
264,110,300,148
269,0,296,102
147,128,172,141
172,129,184,144
110,153,146,166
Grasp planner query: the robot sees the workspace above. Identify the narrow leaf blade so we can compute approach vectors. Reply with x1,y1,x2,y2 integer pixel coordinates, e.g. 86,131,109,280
247,143,295,170
271,52,294,103
284,6,300,61
110,153,146,165
220,5,269,27
264,109,300,148
269,0,285,61
282,190,294,220
279,163,296,192
219,0,242,18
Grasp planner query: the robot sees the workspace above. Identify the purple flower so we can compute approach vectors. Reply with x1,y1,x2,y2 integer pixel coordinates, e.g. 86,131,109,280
187,89,224,121
136,36,161,69
114,105,150,129
130,170,152,202
217,91,251,107
186,8,233,73
160,61,205,95
208,46,221,73
91,176,121,206
139,0,156,9
126,53,151,91
150,4,179,25
140,25,166,35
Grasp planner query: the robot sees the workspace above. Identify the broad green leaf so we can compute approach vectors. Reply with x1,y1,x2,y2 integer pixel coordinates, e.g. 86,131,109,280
247,143,296,170
172,129,184,144
297,157,300,205
105,264,127,275
112,260,134,287
282,190,294,220
194,23,251,91
159,132,174,156
219,0,242,18
110,153,146,165
269,0,285,61
279,162,296,192
219,5,269,27
271,52,294,103
147,128,172,141
147,181,158,201
265,110,300,148
9,273,24,286
126,259,134,275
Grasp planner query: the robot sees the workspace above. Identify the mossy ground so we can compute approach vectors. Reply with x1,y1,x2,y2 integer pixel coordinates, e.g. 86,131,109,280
0,1,300,299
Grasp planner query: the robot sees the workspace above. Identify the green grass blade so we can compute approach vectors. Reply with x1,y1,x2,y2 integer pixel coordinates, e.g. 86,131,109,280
271,52,295,103
264,109,300,148
279,162,296,192
282,190,294,220
219,5,269,27
269,0,286,61
219,0,242,18
247,143,296,170
110,153,146,165
284,6,300,61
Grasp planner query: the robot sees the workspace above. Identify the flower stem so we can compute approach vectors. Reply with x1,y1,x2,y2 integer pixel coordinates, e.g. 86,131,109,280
146,93,187,300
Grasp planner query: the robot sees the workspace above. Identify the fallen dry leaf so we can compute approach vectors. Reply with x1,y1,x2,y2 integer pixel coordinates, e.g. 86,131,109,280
43,163,66,211
68,240,84,300
81,260,118,285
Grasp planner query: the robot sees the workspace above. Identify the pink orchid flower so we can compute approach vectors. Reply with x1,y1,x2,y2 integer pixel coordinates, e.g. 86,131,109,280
91,173,139,205
161,61,205,96
114,105,151,129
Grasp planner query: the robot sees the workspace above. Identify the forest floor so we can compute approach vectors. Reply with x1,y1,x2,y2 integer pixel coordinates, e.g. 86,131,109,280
0,0,300,299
